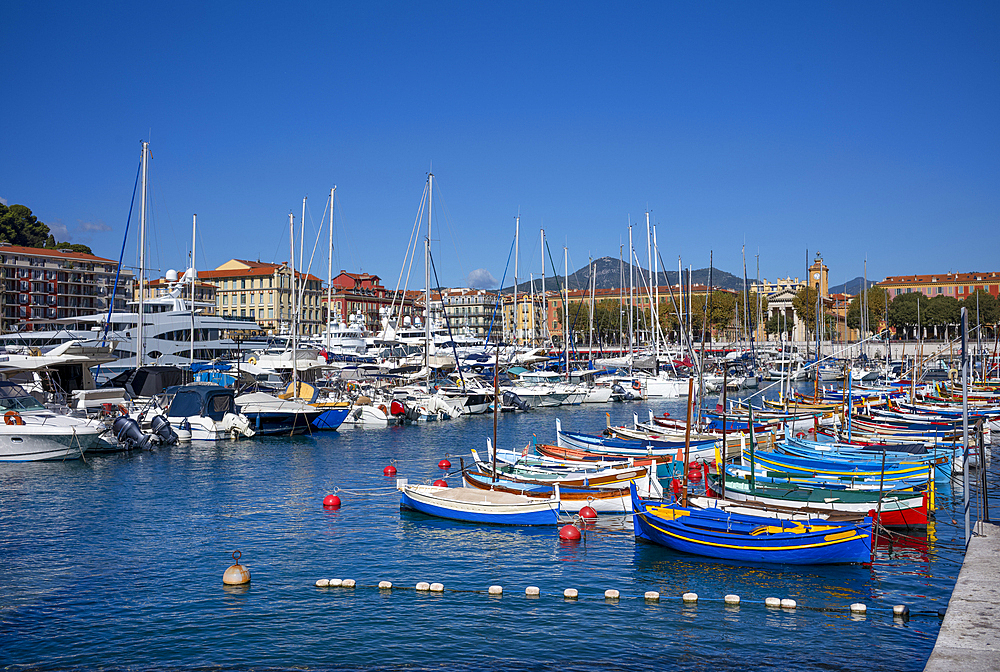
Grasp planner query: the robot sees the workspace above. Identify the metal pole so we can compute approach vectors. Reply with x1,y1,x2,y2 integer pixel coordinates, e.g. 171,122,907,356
961,307,970,546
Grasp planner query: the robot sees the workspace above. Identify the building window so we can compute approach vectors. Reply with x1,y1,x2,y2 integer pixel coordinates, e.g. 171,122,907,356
250,309,254,318
241,279,246,289
269,308,273,319
240,309,246,317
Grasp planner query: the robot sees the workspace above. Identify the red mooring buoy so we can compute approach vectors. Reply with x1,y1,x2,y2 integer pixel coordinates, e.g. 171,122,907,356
323,494,342,508
383,465,397,477
579,506,598,521
433,479,448,487
438,459,451,470
559,524,582,541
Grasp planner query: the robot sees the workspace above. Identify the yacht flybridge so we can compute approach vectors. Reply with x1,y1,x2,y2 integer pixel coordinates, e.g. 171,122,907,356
0,269,262,382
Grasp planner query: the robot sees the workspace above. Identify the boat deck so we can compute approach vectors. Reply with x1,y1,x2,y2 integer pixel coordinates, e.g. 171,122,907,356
924,522,1000,671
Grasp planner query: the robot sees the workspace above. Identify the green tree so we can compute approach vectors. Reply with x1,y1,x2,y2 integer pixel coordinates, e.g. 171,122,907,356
0,203,51,247
887,292,930,339
963,290,999,328
846,287,889,335
793,286,820,334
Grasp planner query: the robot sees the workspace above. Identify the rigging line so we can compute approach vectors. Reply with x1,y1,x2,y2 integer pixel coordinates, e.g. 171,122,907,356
429,177,470,287
332,194,355,276
389,184,427,325
99,158,142,348
483,235,516,347
298,195,330,310
428,249,465,388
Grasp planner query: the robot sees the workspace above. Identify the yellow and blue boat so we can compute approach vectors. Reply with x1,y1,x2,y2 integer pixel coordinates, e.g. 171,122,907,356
631,484,872,564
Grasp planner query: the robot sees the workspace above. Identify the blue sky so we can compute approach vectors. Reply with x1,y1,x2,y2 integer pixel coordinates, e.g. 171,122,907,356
2,1,997,290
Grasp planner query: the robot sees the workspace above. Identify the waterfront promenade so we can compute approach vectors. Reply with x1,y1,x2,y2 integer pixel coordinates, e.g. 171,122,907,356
924,523,1000,671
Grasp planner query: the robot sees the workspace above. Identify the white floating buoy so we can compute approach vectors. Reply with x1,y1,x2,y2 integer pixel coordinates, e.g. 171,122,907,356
724,594,740,605
525,586,540,597
781,599,797,609
564,588,579,599
329,578,343,587
430,582,444,592
850,603,867,614
378,581,392,590
605,589,620,600
315,578,330,587
644,591,660,602
416,582,431,591
893,604,910,619
682,592,698,603
488,585,503,596
765,597,781,608
342,579,356,588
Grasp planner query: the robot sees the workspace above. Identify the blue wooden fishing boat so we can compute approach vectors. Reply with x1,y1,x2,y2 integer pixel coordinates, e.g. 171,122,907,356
631,484,873,564
556,419,717,458
743,445,937,483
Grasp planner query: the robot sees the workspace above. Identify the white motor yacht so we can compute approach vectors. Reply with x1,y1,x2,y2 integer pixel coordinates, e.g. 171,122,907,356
0,381,103,461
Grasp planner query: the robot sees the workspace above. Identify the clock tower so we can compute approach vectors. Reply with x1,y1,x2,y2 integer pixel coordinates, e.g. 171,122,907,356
808,253,829,297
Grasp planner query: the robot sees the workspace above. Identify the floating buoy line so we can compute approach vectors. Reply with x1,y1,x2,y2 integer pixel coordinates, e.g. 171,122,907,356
306,579,933,619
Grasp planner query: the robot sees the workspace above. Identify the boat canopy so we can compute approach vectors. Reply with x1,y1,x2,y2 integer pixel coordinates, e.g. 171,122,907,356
0,380,46,411
166,384,236,420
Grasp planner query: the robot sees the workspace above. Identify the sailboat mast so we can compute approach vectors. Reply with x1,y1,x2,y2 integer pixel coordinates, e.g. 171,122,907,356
588,256,594,362
425,173,432,372
628,224,634,371
564,245,569,382
137,141,148,368
289,212,298,396
645,212,653,359
327,186,335,351
513,214,519,345
190,213,196,366
540,228,547,342
652,220,659,363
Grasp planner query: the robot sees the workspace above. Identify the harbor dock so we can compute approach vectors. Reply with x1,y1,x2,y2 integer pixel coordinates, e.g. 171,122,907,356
924,522,1000,672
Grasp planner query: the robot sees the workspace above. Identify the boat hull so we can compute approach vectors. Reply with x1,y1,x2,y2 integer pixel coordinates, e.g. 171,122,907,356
399,484,559,525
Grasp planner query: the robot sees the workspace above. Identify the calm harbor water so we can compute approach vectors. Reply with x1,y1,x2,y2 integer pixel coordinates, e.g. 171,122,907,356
1,384,996,672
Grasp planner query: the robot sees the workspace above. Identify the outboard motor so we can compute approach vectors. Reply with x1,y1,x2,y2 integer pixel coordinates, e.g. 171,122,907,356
149,414,179,446
112,416,154,451
501,391,529,412
611,383,634,401
390,399,406,416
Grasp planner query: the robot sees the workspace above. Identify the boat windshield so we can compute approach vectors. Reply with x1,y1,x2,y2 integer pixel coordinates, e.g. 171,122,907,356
0,381,47,411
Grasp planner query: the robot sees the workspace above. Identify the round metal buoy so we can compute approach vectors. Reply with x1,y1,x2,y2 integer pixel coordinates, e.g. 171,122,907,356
559,524,582,541
222,551,251,586
438,459,451,470
765,597,781,608
315,578,330,587
378,581,392,590
644,591,660,602
781,599,797,609
682,592,698,603
329,578,343,587
429,582,444,592
605,589,620,600
525,586,540,597
383,464,397,477
433,479,448,487
488,585,503,596
416,582,431,591
850,603,867,614
323,494,342,508
563,588,578,599
724,594,740,605
893,604,910,620
579,505,598,522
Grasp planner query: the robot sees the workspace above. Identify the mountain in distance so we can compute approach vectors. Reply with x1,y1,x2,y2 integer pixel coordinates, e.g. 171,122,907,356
501,256,746,294
829,277,879,295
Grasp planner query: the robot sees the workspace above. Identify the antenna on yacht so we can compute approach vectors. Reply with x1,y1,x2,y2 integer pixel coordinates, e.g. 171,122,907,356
137,141,149,368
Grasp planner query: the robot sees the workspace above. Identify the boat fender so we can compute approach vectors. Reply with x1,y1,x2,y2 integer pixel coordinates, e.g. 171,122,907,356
796,432,806,438
248,357,257,366
4,410,25,426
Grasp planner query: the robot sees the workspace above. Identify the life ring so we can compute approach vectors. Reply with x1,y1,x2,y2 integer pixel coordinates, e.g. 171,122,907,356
632,380,642,391
948,368,958,382
248,357,257,366
796,432,806,438
4,410,25,426
378,404,388,416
